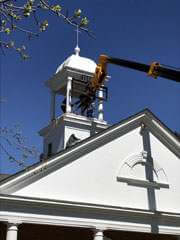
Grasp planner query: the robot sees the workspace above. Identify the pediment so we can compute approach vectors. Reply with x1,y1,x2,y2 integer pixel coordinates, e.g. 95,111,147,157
1,109,180,213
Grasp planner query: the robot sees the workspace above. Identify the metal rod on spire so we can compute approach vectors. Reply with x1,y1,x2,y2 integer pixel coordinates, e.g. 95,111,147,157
74,25,80,56
76,25,79,48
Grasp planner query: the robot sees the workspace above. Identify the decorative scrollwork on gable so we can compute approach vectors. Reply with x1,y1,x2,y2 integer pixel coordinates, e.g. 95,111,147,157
117,151,169,189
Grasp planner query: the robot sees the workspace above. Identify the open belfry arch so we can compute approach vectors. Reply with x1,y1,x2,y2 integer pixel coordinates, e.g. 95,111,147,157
39,45,109,159
0,46,180,240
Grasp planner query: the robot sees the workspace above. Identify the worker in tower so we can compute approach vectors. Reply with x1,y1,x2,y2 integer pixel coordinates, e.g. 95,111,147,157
87,102,95,118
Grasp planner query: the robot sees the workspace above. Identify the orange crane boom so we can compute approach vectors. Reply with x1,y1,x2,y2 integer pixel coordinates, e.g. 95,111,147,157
76,55,179,113
90,55,180,93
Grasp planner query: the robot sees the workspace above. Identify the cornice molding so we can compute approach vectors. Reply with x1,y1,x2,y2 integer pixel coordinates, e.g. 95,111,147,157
1,210,180,235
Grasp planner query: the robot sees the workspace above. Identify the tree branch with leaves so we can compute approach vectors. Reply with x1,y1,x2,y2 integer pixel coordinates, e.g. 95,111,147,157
0,1,92,170
0,0,92,59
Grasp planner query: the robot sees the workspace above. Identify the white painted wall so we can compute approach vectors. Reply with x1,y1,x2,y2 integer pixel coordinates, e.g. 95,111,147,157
42,114,108,156
64,126,90,147
43,123,91,155
13,127,180,213
43,123,65,156
149,133,180,213
14,127,149,209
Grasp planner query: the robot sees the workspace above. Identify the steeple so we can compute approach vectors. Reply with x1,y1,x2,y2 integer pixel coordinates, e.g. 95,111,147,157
39,48,109,159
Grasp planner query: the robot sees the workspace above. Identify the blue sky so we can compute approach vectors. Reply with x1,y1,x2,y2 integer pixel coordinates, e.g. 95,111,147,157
1,0,180,173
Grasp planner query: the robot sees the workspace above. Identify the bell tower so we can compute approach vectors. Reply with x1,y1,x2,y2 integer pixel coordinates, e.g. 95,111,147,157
39,47,109,159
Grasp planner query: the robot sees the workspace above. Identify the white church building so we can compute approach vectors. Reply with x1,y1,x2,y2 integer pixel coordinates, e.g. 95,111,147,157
0,47,180,240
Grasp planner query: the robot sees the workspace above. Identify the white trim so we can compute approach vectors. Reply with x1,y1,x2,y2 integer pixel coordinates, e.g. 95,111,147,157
1,193,180,235
151,119,180,147
1,110,179,194
158,226,180,235
0,211,151,233
117,177,169,189
1,194,180,219
0,194,155,214
1,211,180,235
0,114,145,191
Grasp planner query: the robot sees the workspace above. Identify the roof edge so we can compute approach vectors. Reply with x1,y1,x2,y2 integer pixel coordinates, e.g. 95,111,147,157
0,108,179,193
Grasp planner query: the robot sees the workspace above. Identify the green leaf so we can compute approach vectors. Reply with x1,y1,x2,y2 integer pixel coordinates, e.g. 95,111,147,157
51,5,62,12
80,17,89,27
74,9,82,18
16,48,21,52
15,15,21,21
21,54,30,60
4,28,11,34
1,20,6,26
7,41,15,48
40,20,48,32
23,11,31,17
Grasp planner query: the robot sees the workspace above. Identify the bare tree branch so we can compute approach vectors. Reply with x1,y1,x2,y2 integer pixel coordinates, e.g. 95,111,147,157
0,126,39,169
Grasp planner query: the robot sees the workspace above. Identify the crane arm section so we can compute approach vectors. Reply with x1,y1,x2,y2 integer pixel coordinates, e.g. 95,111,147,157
90,55,180,93
108,58,180,82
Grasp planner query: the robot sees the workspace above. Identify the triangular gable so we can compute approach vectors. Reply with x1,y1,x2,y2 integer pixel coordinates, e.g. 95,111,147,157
0,109,179,213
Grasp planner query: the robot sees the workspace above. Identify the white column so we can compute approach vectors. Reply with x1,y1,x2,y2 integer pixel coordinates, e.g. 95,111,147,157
6,223,19,240
93,229,104,240
98,87,104,121
66,76,72,113
50,91,56,121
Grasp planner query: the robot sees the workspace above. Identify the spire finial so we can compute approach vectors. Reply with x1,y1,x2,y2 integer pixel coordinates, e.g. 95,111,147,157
74,25,80,56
